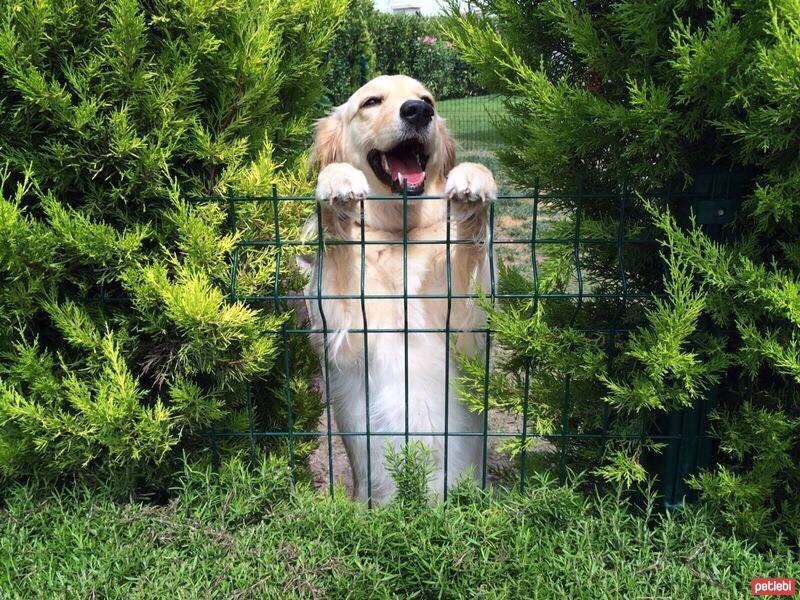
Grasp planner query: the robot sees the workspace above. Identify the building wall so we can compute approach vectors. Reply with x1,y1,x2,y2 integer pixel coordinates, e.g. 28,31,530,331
372,0,474,17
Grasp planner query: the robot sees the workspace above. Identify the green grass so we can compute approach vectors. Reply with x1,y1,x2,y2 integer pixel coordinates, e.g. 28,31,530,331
437,95,505,150
1,453,796,599
437,95,534,266
438,95,513,194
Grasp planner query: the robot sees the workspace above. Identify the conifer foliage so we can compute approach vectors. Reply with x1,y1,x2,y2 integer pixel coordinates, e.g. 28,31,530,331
444,1,800,541
0,0,345,482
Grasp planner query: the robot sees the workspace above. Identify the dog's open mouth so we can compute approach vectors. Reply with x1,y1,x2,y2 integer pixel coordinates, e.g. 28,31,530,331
367,139,428,195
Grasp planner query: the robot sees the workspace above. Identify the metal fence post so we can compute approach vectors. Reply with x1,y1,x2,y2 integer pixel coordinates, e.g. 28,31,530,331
656,166,753,507
206,183,699,499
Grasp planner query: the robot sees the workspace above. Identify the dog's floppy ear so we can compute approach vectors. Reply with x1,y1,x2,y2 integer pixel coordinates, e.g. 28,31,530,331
434,117,456,179
309,107,345,172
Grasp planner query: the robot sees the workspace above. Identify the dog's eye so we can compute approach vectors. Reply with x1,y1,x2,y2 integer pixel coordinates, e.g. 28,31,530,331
361,96,383,108
421,96,434,106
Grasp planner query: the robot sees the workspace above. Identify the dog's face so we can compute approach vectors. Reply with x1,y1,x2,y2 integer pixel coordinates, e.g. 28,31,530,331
311,75,455,195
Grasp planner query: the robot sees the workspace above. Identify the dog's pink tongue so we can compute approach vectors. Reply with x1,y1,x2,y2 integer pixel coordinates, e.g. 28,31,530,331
387,153,425,187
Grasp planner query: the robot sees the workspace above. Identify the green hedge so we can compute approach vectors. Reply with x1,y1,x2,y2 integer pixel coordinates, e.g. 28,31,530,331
1,452,796,597
324,0,377,107
325,6,484,104
372,13,485,100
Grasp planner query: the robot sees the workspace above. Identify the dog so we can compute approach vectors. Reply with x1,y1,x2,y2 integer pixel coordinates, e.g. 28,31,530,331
302,75,496,502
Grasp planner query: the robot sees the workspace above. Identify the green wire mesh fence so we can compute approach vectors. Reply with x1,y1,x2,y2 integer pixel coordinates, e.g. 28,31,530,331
436,94,507,192
196,171,747,506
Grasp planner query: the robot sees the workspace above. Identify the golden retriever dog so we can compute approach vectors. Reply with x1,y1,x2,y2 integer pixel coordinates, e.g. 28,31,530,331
302,75,496,502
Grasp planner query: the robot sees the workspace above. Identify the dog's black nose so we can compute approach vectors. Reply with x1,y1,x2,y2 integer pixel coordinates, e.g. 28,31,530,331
399,99,434,128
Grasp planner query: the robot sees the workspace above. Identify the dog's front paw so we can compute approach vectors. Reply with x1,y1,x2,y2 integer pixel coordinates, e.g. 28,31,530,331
445,163,497,204
316,163,370,205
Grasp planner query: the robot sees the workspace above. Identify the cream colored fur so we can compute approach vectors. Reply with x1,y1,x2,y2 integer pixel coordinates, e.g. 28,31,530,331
302,75,496,502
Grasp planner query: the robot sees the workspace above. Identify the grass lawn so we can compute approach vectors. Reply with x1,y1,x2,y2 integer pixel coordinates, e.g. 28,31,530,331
439,94,530,269
1,455,796,599
437,95,513,194
437,95,505,150
438,95,561,269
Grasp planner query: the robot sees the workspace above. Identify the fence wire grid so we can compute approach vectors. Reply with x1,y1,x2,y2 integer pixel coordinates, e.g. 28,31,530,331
195,177,729,506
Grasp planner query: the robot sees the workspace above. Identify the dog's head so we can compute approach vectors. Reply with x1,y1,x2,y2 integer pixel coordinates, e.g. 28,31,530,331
310,75,455,196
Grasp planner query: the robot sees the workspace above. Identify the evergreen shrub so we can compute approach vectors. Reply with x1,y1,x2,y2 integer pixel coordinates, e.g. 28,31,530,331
325,6,484,104
0,0,345,484
444,0,800,543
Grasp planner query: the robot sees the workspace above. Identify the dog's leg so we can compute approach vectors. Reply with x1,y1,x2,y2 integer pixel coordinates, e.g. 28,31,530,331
441,162,497,491
312,162,370,361
445,162,497,305
446,161,496,325
312,163,378,499
315,162,369,242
